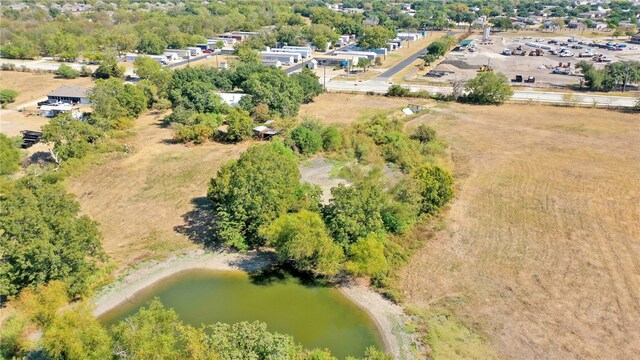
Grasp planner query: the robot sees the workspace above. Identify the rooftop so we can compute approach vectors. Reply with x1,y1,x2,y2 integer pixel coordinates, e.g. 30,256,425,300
48,86,89,98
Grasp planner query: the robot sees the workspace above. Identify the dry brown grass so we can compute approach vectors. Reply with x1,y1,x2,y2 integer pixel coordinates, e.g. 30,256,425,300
0,71,94,107
299,93,432,125
397,103,640,358
67,111,249,268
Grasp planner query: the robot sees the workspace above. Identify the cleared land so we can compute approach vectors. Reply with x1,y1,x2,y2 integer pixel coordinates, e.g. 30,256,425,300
67,112,249,267
398,103,640,358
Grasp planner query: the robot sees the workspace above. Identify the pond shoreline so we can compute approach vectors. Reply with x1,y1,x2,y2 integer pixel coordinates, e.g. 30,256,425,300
92,250,413,359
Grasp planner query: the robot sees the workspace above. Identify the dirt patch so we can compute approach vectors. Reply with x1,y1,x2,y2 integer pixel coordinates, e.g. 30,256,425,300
299,155,349,204
397,104,640,358
67,111,250,268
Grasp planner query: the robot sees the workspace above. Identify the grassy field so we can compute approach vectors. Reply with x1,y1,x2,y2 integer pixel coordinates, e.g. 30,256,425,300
397,103,640,358
67,111,250,268
299,93,432,124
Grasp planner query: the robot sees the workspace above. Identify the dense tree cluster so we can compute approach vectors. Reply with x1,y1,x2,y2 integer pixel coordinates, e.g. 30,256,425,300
0,178,105,297
0,134,21,175
576,60,640,92
209,114,454,280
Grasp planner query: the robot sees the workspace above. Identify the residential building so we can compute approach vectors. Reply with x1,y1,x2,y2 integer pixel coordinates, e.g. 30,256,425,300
47,86,90,104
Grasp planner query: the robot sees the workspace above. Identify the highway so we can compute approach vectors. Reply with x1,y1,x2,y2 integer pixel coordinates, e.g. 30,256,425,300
323,79,638,108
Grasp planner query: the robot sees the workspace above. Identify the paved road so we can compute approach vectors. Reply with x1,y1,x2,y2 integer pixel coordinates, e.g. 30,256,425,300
376,45,430,80
284,60,309,74
324,80,638,108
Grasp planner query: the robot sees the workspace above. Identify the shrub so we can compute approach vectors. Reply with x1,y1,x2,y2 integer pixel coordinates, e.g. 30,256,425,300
56,64,80,79
321,126,342,151
463,72,514,105
0,88,19,105
414,164,454,214
386,84,410,97
290,125,323,155
410,124,436,143
225,107,253,142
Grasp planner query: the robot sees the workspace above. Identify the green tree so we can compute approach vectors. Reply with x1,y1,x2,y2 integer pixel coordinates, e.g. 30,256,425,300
208,142,310,249
357,26,393,50
427,41,447,58
240,67,304,117
14,281,68,328
56,64,80,79
290,125,323,155
422,53,436,65
42,114,104,161
0,133,21,175
225,107,253,142
89,79,149,127
44,305,113,360
134,56,162,80
137,32,167,55
322,182,387,247
0,179,105,297
291,68,324,103
464,72,513,104
344,233,388,279
262,210,344,276
110,299,184,360
414,164,454,214
93,56,124,80
0,88,19,106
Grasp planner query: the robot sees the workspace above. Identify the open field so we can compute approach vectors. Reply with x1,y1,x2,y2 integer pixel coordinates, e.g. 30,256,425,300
299,93,432,124
398,103,640,358
0,71,95,107
67,111,250,268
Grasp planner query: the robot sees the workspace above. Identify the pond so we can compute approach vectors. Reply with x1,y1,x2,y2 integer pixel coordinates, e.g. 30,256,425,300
99,269,384,359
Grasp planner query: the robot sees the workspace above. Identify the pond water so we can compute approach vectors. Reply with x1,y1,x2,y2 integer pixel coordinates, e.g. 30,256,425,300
99,269,383,359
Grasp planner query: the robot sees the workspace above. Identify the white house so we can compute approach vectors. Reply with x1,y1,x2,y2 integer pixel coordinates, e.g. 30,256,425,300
163,52,180,61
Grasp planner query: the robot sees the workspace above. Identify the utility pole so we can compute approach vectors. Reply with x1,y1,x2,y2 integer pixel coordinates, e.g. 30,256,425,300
323,64,327,91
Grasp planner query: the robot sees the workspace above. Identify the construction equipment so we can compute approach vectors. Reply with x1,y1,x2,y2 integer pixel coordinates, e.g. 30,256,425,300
512,75,523,83
525,76,536,83
478,64,494,72
529,49,544,56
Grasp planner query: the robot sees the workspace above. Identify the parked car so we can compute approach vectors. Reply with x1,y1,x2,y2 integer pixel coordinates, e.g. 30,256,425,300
203,49,214,53
571,45,583,49
548,40,558,44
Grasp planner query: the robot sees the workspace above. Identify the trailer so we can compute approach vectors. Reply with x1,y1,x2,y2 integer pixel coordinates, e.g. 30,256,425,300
264,48,302,62
282,45,313,58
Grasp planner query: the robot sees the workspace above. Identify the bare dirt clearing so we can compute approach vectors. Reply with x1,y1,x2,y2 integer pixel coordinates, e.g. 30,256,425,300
67,112,249,268
398,104,640,358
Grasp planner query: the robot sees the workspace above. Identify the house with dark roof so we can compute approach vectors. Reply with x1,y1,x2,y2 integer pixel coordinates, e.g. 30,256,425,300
47,86,90,105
